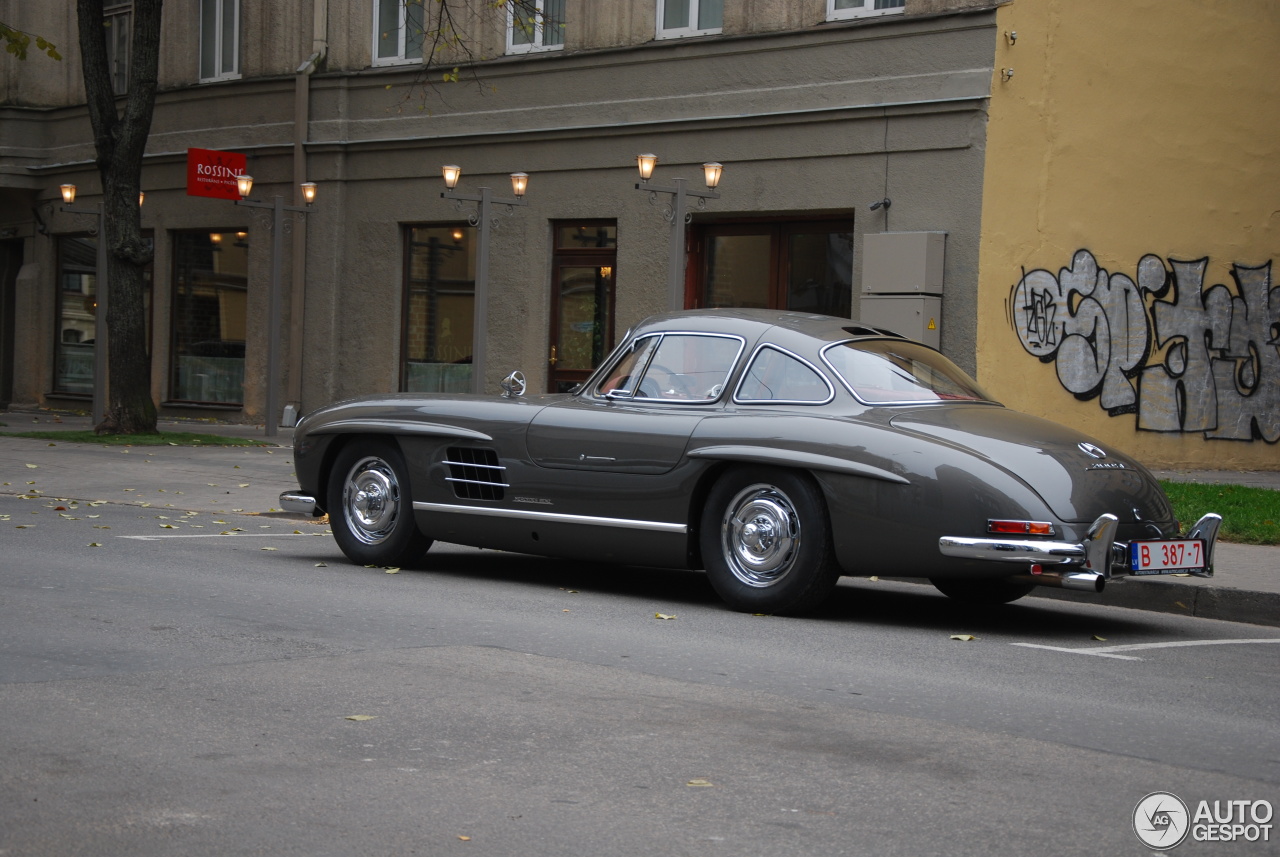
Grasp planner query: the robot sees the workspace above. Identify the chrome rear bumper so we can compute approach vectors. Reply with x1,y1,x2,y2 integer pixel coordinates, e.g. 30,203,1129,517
938,513,1222,589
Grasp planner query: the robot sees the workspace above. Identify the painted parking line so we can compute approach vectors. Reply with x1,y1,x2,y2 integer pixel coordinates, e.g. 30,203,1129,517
1011,638,1280,661
119,532,326,541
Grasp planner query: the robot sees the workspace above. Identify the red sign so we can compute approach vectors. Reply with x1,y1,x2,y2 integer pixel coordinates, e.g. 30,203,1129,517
186,148,247,200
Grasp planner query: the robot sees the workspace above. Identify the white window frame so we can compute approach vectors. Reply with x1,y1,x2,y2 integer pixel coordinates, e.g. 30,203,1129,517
657,0,723,40
506,0,565,55
199,0,240,83
827,0,906,21
372,0,426,67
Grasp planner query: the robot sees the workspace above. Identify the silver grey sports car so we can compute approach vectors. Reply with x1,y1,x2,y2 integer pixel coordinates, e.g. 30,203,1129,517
281,309,1220,615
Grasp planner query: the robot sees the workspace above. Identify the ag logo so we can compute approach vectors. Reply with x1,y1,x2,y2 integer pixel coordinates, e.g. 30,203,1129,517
1134,792,1190,850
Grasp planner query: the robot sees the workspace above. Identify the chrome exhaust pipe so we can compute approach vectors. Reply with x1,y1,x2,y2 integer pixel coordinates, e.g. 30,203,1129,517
1012,570,1106,592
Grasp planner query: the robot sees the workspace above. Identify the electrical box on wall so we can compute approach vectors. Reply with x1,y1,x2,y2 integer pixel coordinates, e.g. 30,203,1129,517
860,295,942,349
861,231,946,295
859,231,945,347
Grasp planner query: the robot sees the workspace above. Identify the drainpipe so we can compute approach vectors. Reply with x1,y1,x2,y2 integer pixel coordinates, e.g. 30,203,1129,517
286,0,328,425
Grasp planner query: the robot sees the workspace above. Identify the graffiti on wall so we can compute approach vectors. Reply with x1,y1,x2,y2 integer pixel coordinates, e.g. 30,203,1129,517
1009,249,1279,442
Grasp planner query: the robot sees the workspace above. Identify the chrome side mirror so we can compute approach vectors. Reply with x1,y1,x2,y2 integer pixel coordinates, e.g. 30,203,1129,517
500,370,527,398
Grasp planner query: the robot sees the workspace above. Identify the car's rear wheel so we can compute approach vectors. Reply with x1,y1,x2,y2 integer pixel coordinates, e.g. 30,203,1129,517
700,466,841,615
930,577,1036,604
328,438,433,568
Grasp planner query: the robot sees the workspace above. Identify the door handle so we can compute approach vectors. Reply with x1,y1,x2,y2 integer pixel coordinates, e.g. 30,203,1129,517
549,345,557,366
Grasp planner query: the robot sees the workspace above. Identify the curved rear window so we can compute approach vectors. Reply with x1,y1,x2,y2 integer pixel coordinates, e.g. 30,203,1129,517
821,339,993,405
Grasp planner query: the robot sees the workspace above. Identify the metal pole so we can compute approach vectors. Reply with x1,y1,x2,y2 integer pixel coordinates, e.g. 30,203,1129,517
668,178,688,311
265,195,285,438
92,202,108,425
471,187,492,395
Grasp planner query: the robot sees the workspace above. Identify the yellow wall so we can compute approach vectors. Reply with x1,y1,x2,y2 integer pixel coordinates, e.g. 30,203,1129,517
977,0,1280,469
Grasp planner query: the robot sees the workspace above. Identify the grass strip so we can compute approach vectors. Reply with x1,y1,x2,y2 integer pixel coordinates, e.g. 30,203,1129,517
1160,480,1280,546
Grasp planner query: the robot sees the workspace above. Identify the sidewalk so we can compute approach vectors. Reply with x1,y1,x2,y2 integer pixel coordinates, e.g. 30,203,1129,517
2,408,1278,628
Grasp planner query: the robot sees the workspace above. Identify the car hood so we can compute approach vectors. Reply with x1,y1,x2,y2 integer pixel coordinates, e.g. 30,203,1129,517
889,405,1175,525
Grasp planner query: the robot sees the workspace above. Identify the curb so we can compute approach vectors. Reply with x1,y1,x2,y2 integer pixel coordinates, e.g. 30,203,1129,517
1027,579,1280,629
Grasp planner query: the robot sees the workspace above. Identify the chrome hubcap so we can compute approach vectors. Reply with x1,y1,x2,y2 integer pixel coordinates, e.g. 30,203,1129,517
342,456,400,545
721,484,800,587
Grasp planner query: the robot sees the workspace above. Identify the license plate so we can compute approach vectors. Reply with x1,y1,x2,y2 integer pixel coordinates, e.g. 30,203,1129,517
1129,539,1207,574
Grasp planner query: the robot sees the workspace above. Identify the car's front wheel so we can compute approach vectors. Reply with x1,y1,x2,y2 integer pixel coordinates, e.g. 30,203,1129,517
930,577,1036,604
328,438,433,568
700,466,842,615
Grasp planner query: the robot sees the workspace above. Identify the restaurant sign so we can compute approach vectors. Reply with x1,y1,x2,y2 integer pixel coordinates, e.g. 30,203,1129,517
186,148,247,200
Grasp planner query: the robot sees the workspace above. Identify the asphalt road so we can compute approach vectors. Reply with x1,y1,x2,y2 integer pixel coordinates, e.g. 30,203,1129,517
2,495,1278,856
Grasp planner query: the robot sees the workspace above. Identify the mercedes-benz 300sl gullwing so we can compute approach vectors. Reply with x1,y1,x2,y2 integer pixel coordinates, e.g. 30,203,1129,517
281,309,1220,615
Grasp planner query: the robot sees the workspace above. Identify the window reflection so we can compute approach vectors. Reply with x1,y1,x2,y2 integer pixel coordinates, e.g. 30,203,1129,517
404,225,475,393
171,231,247,404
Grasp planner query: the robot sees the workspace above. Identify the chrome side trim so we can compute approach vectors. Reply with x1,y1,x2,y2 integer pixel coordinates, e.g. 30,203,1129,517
279,491,319,516
687,445,910,484
412,501,688,534
310,418,493,442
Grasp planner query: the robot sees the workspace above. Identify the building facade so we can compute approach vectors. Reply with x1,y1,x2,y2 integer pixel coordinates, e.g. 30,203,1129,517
1,0,1275,470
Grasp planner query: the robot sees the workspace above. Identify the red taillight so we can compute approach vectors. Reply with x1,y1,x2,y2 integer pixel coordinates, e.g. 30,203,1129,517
988,519,1055,536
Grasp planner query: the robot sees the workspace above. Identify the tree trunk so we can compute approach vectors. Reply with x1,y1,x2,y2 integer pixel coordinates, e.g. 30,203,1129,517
76,0,163,435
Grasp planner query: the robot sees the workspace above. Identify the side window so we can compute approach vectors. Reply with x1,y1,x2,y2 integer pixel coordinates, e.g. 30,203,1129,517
735,346,834,404
657,0,723,39
508,0,565,54
827,0,905,21
199,0,240,82
374,0,425,65
597,333,742,402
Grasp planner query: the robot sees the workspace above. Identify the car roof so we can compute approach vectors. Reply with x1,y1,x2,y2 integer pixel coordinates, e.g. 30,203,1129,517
631,308,904,346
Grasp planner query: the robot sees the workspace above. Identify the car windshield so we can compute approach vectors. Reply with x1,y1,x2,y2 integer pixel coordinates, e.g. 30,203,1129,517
822,339,993,404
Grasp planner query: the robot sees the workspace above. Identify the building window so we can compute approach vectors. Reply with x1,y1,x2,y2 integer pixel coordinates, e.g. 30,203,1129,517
657,0,722,39
507,0,565,54
199,0,240,82
691,220,854,317
374,0,425,65
104,3,131,95
827,0,906,21
403,225,476,393
171,231,247,405
54,234,152,396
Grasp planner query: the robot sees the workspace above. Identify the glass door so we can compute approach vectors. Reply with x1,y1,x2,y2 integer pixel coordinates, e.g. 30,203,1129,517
548,221,616,393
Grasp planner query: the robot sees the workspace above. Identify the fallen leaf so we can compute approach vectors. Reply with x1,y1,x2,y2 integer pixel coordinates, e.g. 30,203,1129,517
869,575,880,581
160,524,177,529
88,542,102,547
385,567,399,573
1174,601,1189,610
655,613,677,620
686,778,714,787
457,835,472,842
315,562,327,567
293,530,303,535
1091,635,1107,642
238,483,250,488
949,634,977,641
25,463,37,469
261,546,278,551
344,715,376,721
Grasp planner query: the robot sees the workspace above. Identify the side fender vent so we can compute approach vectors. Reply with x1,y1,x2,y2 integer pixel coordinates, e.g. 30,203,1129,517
445,447,507,501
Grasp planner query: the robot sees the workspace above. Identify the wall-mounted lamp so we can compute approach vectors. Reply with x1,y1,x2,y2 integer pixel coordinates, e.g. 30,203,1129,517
1005,30,1017,45
510,172,529,199
60,184,77,204
869,198,891,211
439,164,531,394
209,232,222,245
632,153,725,308
1001,68,1014,82
230,176,319,436
636,153,658,183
